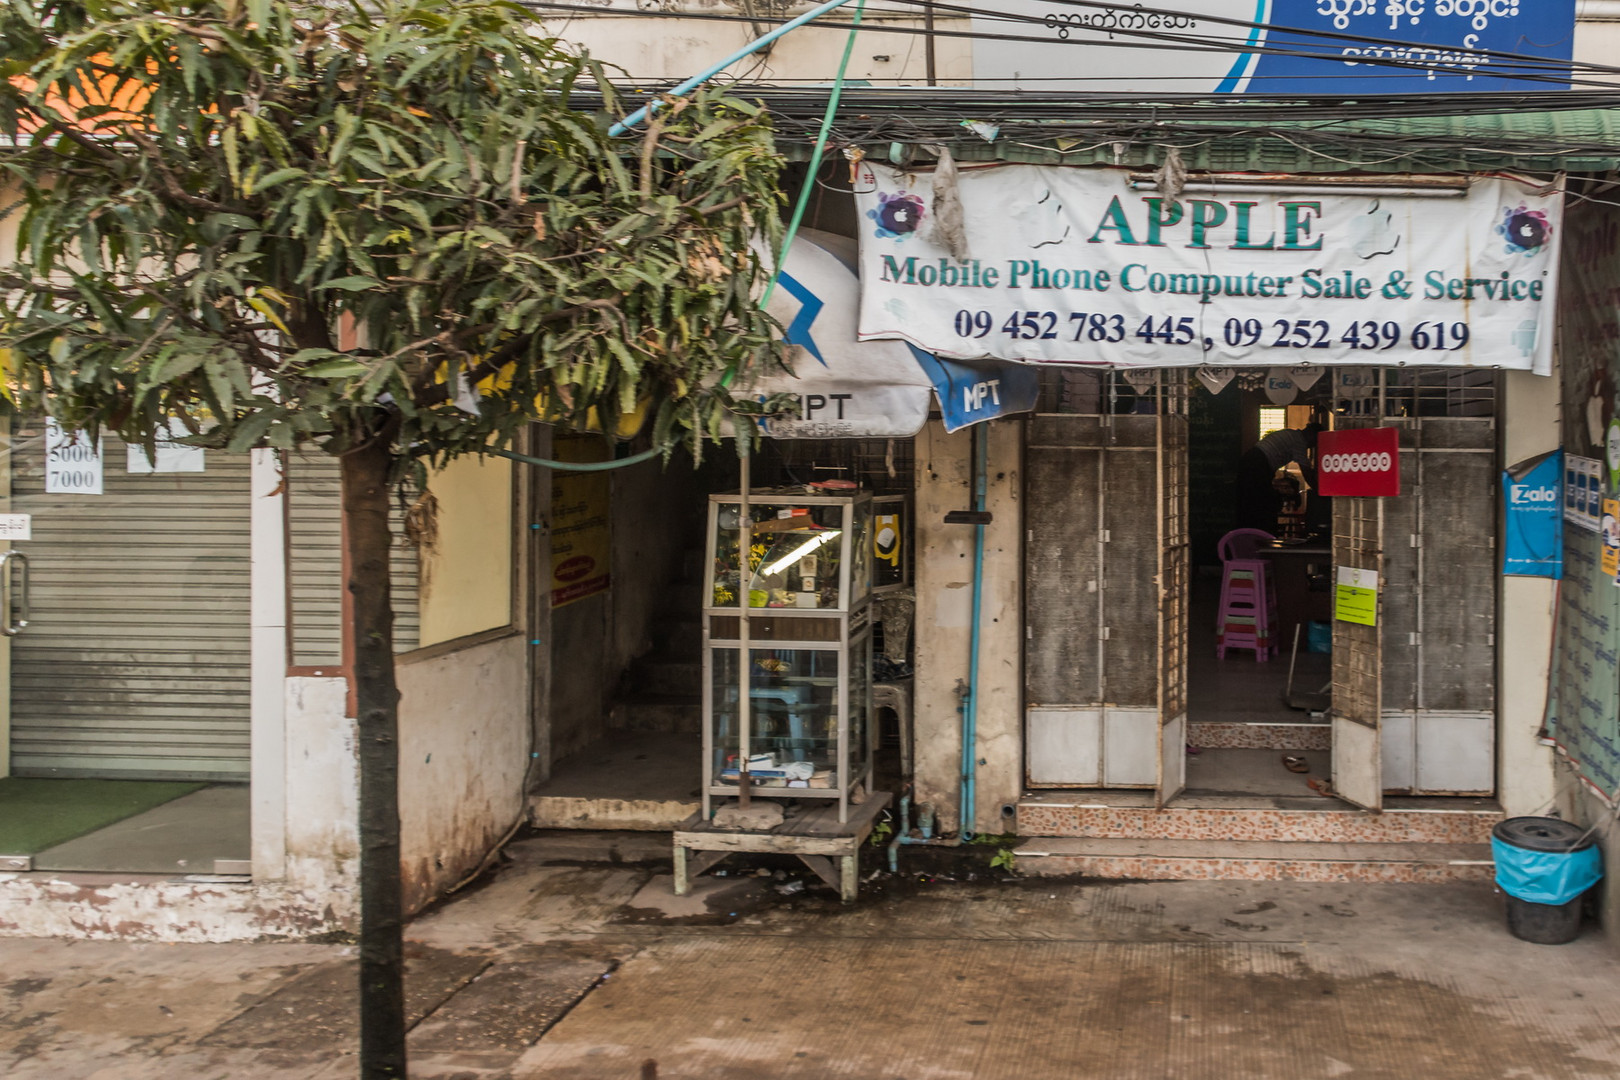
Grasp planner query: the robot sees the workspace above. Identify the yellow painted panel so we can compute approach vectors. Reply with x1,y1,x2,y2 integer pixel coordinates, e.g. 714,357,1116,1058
418,454,514,647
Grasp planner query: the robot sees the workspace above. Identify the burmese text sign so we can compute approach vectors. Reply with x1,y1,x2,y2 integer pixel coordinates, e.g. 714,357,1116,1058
856,164,1560,373
972,0,1575,94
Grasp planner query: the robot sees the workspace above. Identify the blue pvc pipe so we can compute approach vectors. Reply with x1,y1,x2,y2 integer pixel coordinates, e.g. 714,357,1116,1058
608,0,862,137
891,426,990,870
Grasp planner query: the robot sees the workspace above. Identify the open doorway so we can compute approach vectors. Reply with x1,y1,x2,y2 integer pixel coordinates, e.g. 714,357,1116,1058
1185,378,1335,798
530,436,917,829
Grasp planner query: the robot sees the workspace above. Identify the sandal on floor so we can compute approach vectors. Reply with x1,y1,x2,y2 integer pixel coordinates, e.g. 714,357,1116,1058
1307,777,1334,797
1282,755,1310,774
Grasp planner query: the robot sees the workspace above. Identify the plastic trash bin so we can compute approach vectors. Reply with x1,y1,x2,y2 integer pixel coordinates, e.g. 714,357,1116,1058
1491,817,1603,945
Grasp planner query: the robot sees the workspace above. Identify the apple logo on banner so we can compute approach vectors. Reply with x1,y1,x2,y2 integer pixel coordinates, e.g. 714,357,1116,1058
1350,199,1401,260
1265,371,1298,405
1288,365,1324,392
1197,367,1234,395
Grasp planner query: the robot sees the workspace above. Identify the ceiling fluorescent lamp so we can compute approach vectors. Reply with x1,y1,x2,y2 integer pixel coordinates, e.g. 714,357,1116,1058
760,530,841,578
1129,181,1466,197
1127,173,1470,198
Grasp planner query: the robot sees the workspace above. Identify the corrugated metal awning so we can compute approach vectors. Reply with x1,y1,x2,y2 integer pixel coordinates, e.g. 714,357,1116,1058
741,89,1620,174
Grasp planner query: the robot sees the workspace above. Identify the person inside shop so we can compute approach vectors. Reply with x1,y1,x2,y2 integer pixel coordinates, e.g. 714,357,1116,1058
1234,422,1321,534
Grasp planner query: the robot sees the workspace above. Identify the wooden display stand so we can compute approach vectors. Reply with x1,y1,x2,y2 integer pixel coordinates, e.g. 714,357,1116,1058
673,791,892,903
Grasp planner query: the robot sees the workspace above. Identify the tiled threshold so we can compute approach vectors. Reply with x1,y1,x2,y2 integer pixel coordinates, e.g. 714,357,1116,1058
1013,837,1495,883
1017,791,1502,845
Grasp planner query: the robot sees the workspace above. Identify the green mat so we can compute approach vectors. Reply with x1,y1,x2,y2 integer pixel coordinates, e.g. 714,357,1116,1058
0,777,207,855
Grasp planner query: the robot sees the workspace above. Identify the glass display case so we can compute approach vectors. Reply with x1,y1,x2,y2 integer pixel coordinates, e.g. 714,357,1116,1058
703,488,873,822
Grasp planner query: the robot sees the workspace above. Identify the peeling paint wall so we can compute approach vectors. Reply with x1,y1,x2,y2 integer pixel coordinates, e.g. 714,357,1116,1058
533,15,973,86
0,877,353,942
396,633,529,914
280,676,360,915
913,420,1024,836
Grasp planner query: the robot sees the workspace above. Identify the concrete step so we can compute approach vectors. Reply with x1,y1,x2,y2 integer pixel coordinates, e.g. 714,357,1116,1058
624,660,701,697
1017,794,1501,845
649,614,702,651
1188,721,1329,751
610,694,701,734
1014,837,1495,884
530,792,697,831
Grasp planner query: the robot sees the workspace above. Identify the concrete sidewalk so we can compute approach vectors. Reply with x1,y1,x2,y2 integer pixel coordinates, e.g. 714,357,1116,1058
3,830,1619,1079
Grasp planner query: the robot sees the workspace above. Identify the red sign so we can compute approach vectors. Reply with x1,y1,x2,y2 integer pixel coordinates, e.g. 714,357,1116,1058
1316,427,1400,497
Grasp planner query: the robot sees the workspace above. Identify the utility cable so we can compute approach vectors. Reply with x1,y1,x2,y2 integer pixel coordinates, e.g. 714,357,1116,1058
761,0,866,309
523,1,1616,88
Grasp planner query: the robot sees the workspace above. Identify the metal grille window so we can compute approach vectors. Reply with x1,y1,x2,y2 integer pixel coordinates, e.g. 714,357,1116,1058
754,437,914,496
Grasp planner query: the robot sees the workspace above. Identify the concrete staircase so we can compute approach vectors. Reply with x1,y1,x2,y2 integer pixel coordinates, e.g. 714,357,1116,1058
609,570,704,735
1014,792,1500,884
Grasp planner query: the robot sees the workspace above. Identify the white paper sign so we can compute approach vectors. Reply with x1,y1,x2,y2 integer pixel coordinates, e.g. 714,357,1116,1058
0,515,32,541
126,422,205,474
856,164,1560,374
44,419,103,495
1196,367,1234,395
1336,566,1380,591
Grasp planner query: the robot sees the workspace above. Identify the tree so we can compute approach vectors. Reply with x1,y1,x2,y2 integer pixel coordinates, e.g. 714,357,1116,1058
0,1,785,1074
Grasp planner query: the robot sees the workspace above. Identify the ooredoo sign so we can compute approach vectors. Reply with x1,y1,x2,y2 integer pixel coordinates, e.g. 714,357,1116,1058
1317,427,1400,497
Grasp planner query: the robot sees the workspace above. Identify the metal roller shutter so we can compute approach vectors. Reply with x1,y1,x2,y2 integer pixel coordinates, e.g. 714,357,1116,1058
285,451,420,668
8,426,251,780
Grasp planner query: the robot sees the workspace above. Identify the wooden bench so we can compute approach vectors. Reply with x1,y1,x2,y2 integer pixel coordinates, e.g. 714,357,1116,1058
673,792,892,903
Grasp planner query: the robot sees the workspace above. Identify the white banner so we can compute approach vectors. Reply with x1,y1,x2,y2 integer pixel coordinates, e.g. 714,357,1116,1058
856,164,1561,374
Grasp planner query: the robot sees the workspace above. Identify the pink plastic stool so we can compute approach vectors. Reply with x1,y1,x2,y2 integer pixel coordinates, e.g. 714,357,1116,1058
1214,529,1277,661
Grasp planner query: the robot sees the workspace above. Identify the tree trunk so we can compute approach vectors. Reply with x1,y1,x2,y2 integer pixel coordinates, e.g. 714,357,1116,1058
342,437,406,1079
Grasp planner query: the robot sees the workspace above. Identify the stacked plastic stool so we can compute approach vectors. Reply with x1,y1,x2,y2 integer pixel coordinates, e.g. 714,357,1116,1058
1215,529,1278,662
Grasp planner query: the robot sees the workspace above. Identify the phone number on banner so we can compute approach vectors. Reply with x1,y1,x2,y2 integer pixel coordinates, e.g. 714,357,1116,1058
953,310,1472,352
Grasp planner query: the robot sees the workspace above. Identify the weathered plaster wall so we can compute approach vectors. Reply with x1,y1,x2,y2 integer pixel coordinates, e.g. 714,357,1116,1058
609,455,705,677
539,15,973,86
418,455,514,648
1498,369,1560,817
280,676,360,914
548,450,713,762
0,674,360,942
913,419,1023,836
396,633,530,914
548,592,610,764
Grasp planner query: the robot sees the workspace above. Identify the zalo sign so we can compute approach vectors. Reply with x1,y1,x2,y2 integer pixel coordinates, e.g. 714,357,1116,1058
971,0,1576,94
1503,449,1564,579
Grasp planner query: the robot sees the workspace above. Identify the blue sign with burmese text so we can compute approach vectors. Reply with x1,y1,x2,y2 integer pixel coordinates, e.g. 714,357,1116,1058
972,1,1576,95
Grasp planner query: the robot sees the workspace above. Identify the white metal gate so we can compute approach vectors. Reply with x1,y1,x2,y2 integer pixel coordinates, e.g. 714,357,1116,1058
1025,371,1187,790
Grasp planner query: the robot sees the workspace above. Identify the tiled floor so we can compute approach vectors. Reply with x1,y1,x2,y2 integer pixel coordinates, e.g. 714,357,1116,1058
30,785,249,874
1185,748,1331,797
1190,575,1331,726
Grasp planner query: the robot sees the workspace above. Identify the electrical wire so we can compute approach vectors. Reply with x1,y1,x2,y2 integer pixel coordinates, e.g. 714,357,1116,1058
522,1,1617,87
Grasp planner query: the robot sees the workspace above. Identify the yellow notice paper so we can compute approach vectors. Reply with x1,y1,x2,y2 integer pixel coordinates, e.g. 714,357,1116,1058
1334,566,1379,627
1603,499,1620,578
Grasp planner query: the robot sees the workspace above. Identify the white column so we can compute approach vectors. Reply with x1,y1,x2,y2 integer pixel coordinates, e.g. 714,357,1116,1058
1498,369,1560,816
250,448,289,878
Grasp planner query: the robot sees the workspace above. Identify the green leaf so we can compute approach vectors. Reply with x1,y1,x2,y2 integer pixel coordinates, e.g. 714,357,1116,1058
314,276,382,292
302,358,371,378
245,167,306,196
